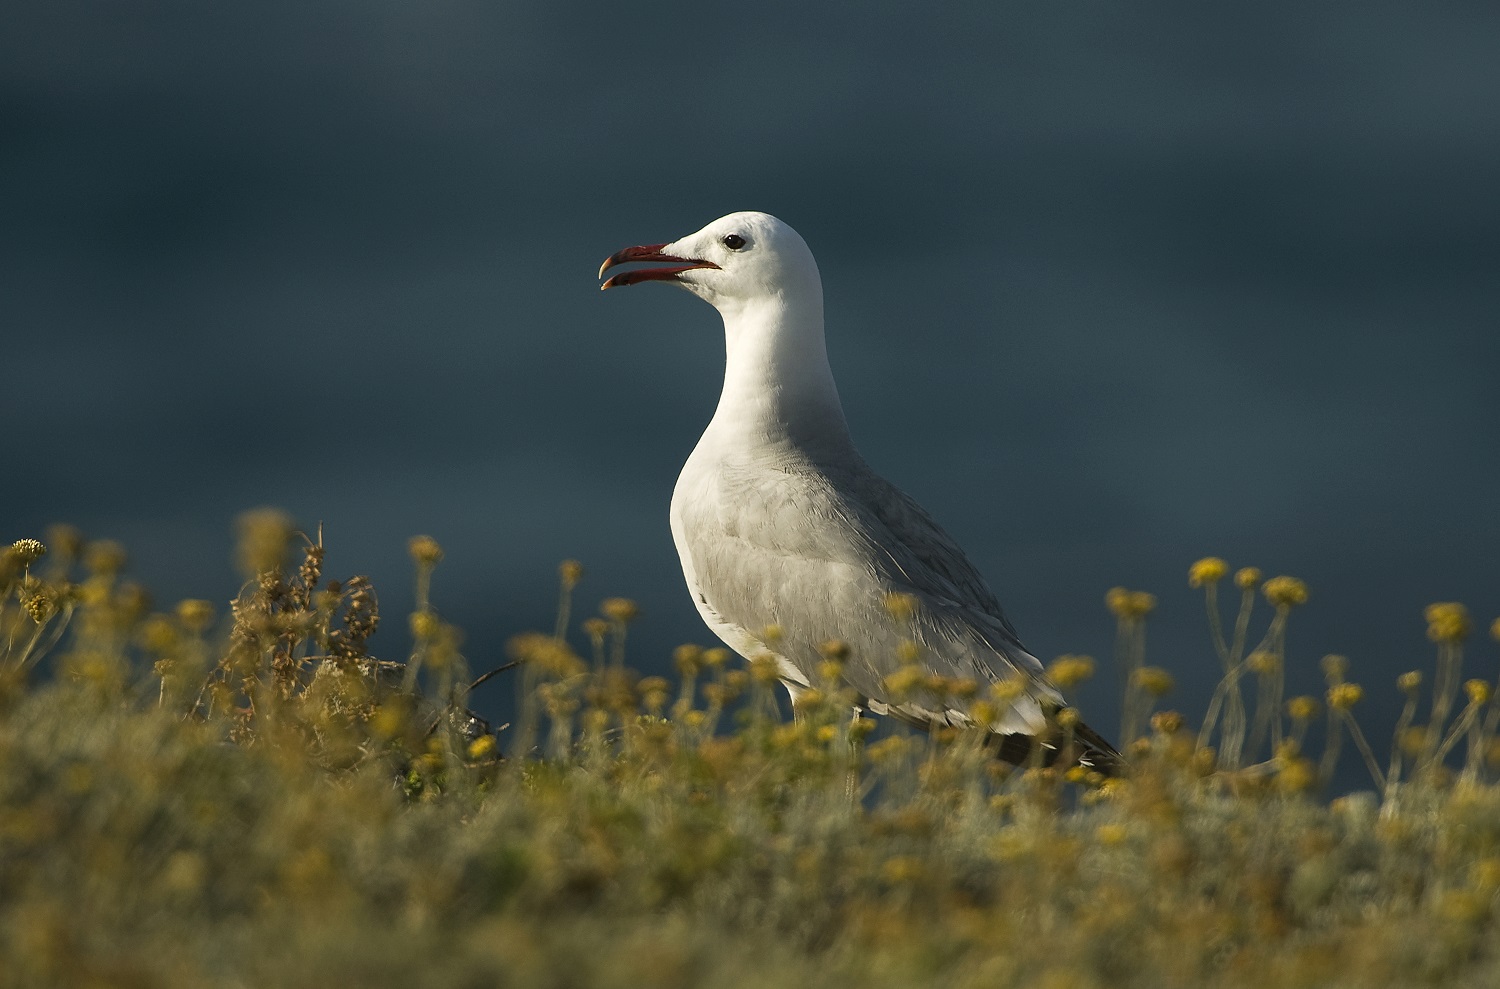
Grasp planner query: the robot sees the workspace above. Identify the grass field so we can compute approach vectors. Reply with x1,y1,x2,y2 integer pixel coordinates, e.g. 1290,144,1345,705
3,514,1500,988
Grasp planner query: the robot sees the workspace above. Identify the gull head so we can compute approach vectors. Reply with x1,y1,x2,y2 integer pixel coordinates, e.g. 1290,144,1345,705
599,211,820,311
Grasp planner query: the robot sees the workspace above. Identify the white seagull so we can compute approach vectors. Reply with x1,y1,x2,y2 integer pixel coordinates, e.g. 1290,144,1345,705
599,211,1121,774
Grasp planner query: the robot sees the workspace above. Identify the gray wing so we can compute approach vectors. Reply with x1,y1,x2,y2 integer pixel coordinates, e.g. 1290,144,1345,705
677,451,1062,735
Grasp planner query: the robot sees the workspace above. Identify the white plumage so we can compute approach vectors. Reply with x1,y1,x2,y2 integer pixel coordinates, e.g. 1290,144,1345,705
600,211,1120,773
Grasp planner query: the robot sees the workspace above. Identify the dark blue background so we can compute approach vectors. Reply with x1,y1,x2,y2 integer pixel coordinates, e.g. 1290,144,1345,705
5,2,1498,766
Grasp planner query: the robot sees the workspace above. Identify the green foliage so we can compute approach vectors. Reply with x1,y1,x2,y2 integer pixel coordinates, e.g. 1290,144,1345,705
1,529,1499,987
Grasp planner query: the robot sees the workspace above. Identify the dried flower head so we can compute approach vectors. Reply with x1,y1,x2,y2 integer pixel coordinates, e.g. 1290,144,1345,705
1263,576,1308,608
1187,557,1228,588
10,539,46,567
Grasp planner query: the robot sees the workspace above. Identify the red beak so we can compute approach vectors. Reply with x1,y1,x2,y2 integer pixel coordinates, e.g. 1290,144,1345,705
598,243,720,290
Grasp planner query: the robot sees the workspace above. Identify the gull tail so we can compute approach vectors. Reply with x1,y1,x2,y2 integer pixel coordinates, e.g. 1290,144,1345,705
989,719,1127,778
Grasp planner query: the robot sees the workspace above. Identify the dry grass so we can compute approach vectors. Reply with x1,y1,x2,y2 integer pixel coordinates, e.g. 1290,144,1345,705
2,521,1500,988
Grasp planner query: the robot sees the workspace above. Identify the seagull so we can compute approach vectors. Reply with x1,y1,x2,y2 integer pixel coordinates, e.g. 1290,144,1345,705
599,211,1122,774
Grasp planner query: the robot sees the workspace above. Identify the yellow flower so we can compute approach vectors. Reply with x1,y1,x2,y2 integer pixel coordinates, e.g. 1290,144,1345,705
466,735,497,760
819,638,851,661
1095,823,1129,846
1425,602,1471,643
1188,557,1228,588
848,717,876,741
883,592,918,623
749,654,781,686
557,559,584,587
233,510,288,575
1464,679,1492,705
990,677,1026,702
883,665,925,699
1397,670,1422,694
1321,654,1349,681
1327,682,1363,710
1262,576,1308,608
409,611,440,640
85,539,129,577
1286,696,1320,722
601,598,639,623
702,647,729,668
1055,707,1081,729
673,644,703,677
1046,654,1096,688
1106,587,1156,619
1233,567,1262,590
1132,666,1174,696
1246,650,1280,675
1150,710,1184,735
1277,757,1318,794
407,535,444,566
175,598,215,632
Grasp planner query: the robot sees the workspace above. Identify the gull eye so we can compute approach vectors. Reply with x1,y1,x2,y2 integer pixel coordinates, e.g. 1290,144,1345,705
722,233,746,251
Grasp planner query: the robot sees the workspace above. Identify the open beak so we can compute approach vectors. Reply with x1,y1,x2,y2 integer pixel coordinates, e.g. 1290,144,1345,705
598,243,720,290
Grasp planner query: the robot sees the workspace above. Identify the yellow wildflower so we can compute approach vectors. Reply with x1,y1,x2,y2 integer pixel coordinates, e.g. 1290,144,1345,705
882,592,918,623
1047,654,1095,688
1234,567,1262,590
1425,602,1471,643
1150,710,1184,735
1397,670,1422,694
1287,696,1320,722
1132,666,1175,696
1464,679,1492,705
407,535,444,566
673,644,703,677
1262,576,1308,608
1187,556,1228,588
1327,682,1363,710
600,598,639,623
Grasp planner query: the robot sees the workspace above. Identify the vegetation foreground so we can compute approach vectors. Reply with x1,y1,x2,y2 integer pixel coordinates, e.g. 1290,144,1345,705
3,514,1500,988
